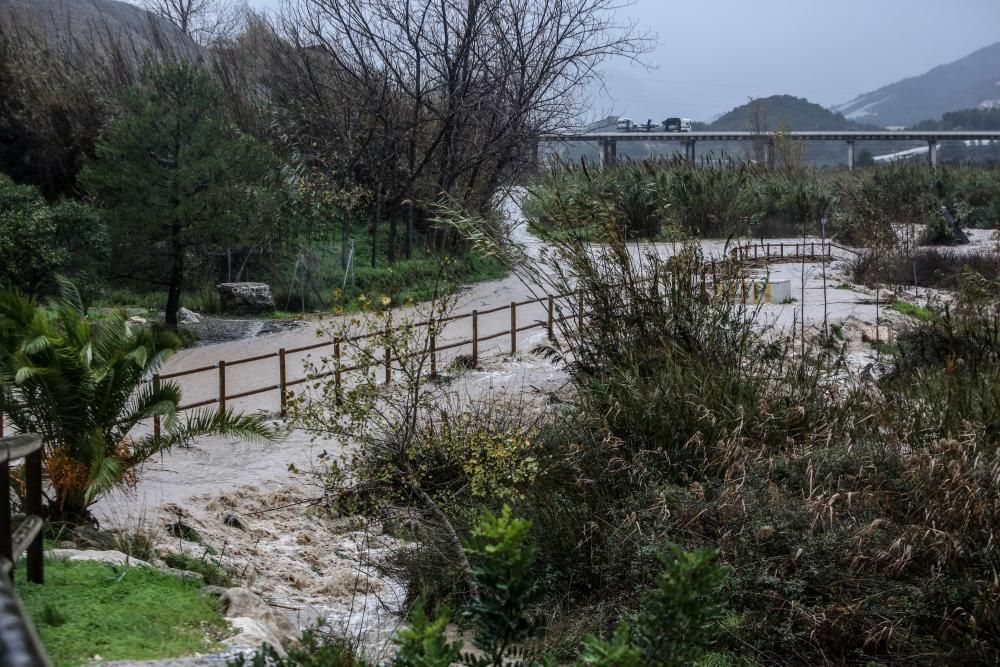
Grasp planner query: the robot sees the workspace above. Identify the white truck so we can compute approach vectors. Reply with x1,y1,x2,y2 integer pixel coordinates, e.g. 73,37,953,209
663,117,693,132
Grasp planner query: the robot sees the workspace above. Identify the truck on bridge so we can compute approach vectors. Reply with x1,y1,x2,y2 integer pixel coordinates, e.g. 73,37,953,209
616,117,693,132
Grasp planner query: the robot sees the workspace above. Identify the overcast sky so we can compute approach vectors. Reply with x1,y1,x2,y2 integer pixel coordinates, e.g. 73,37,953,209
248,0,1000,122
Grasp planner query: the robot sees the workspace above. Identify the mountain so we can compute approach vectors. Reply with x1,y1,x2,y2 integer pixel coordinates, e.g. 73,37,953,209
834,42,1000,128
0,0,198,57
708,95,854,131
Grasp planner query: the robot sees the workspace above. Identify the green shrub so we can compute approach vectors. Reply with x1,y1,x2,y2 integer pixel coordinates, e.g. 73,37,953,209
0,173,107,295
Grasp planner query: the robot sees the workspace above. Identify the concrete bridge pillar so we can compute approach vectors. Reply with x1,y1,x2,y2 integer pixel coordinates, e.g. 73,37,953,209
765,139,776,169
928,140,938,167
600,139,617,167
684,139,697,165
847,140,855,171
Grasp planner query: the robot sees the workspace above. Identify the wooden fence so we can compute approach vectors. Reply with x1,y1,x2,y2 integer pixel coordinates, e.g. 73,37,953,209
154,291,583,423
0,433,49,666
728,241,834,263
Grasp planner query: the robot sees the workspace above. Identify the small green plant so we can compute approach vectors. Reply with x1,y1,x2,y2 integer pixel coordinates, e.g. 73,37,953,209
462,507,546,667
629,546,729,666
391,607,463,667
892,299,935,321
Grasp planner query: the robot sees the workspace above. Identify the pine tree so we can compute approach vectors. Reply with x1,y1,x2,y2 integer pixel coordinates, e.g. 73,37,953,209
81,61,279,327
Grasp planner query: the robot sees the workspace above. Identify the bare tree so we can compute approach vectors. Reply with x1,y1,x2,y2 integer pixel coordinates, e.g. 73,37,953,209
141,0,246,44
218,0,652,264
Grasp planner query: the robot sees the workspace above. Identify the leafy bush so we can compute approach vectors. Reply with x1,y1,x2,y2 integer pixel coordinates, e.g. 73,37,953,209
0,173,107,294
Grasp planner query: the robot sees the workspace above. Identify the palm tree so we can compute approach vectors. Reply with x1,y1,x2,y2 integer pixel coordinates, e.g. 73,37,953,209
0,279,279,524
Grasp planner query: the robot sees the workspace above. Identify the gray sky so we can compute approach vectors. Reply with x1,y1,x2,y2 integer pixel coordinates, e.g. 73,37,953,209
595,0,1000,122
248,0,1000,122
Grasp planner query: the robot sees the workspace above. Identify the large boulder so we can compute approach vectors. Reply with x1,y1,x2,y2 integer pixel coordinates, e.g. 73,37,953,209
219,587,299,652
47,548,151,568
217,283,275,314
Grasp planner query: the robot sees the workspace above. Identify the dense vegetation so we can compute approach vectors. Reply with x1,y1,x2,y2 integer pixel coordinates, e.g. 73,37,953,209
0,0,646,319
526,159,1000,240
282,208,1000,663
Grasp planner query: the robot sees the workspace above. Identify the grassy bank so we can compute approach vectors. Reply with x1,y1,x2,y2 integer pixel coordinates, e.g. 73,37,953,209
16,560,229,666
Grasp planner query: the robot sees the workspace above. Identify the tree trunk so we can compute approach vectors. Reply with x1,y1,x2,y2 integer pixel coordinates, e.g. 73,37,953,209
404,201,414,259
165,225,184,329
341,208,351,271
388,210,398,265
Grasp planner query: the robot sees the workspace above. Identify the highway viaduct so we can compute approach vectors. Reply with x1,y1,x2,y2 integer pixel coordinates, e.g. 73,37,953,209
537,131,1000,170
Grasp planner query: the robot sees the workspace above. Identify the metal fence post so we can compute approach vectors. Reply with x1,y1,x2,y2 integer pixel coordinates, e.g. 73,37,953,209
278,349,288,417
218,360,227,413
510,301,517,355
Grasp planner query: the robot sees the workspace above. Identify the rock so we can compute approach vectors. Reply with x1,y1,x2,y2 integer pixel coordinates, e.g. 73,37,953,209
220,588,299,649
217,282,275,314
166,520,203,543
58,540,77,549
128,315,148,325
48,548,152,568
199,585,229,596
71,525,107,549
224,617,287,657
223,513,245,530
178,307,202,324
162,567,205,583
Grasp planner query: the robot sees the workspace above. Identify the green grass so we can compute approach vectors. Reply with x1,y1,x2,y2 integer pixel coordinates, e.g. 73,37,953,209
161,551,234,587
16,559,229,667
892,300,935,321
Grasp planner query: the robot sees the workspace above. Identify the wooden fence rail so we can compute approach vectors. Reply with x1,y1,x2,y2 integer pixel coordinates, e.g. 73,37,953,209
0,433,50,666
147,290,579,425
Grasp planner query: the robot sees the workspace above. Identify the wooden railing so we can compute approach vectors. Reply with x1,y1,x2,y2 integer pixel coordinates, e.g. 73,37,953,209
153,291,581,422
728,241,834,263
0,433,50,667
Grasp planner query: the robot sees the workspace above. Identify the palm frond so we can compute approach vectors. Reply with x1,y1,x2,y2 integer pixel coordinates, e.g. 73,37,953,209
158,408,282,451
54,275,85,316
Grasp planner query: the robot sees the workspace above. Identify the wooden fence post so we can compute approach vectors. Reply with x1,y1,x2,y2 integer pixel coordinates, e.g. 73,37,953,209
152,374,161,446
25,448,42,583
577,290,584,329
510,301,517,355
472,310,479,367
334,338,343,406
430,332,437,378
0,457,9,574
547,296,554,339
278,349,287,417
218,360,227,413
